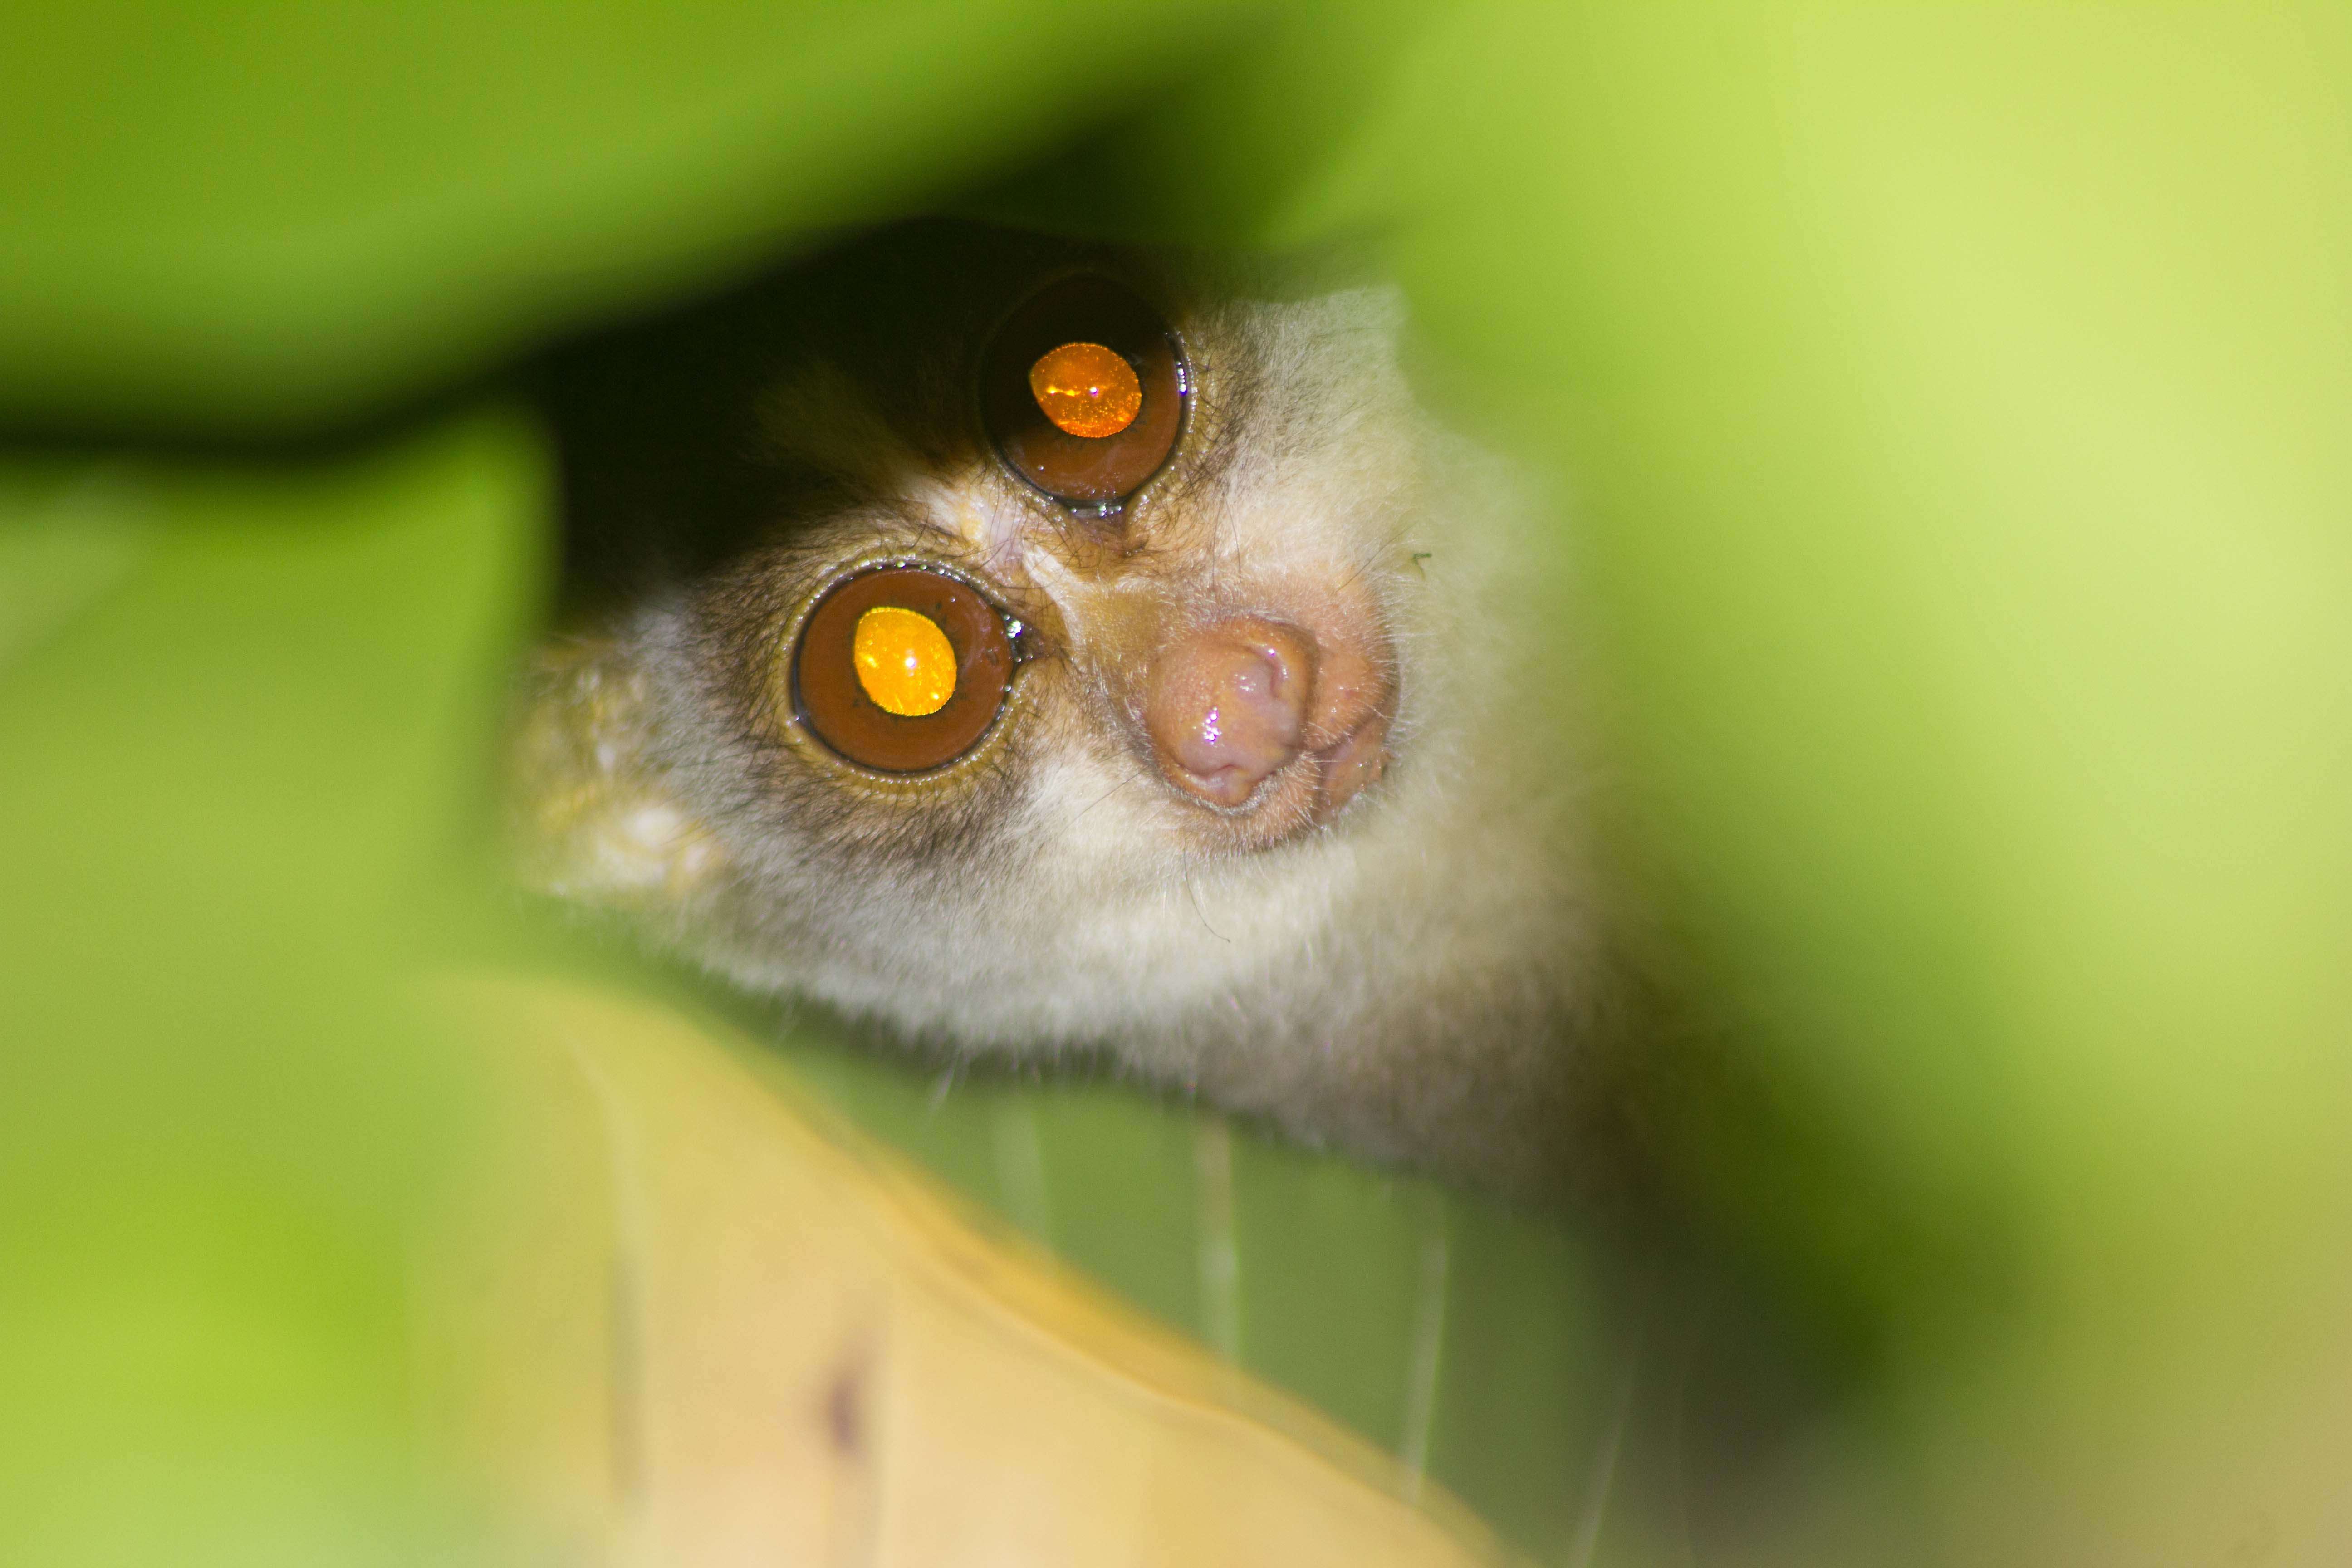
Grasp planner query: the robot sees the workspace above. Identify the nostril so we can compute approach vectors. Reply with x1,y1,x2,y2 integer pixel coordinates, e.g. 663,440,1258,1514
1144,618,1315,808
1315,715,1389,820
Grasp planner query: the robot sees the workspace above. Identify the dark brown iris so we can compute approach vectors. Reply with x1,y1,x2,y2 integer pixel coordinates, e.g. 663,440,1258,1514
792,566,1014,773
982,274,1185,509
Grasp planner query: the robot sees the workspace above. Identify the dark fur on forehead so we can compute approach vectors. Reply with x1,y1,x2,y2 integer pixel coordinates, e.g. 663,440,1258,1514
542,219,1270,605
754,221,1088,472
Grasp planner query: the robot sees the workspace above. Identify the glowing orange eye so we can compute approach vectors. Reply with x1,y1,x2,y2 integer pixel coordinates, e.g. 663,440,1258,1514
852,605,958,716
1029,342,1142,438
792,567,1015,773
983,275,1186,510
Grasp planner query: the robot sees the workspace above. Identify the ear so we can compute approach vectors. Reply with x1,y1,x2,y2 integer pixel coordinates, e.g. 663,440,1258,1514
510,636,726,909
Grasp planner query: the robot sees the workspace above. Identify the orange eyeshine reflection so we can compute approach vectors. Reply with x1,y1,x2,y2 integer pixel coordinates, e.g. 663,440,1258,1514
852,606,958,717
1029,342,1142,439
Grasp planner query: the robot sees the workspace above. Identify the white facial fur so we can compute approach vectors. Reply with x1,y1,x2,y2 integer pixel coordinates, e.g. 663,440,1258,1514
514,231,1617,1196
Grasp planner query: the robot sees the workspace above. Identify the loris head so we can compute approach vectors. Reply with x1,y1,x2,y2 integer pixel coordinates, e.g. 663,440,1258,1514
516,222,1607,1196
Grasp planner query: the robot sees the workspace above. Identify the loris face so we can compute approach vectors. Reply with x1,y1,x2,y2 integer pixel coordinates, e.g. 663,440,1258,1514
515,223,1612,1198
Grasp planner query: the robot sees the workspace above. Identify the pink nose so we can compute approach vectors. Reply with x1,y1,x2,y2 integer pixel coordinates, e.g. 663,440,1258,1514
1143,617,1314,808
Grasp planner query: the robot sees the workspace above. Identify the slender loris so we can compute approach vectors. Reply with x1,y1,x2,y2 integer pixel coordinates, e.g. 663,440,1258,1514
512,221,1622,1200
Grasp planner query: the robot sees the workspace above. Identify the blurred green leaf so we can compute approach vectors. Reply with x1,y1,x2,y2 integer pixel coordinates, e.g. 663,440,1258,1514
0,0,1254,432
0,412,544,1567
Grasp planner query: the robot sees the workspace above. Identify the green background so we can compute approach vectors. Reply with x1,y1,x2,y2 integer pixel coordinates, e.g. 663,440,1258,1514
6,5,2349,1565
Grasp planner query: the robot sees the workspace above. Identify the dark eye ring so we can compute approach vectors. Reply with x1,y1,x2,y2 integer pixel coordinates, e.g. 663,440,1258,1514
790,564,1017,774
981,274,1187,512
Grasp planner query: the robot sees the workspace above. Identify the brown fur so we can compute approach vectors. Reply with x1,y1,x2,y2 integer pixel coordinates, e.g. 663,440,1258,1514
513,222,1627,1201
